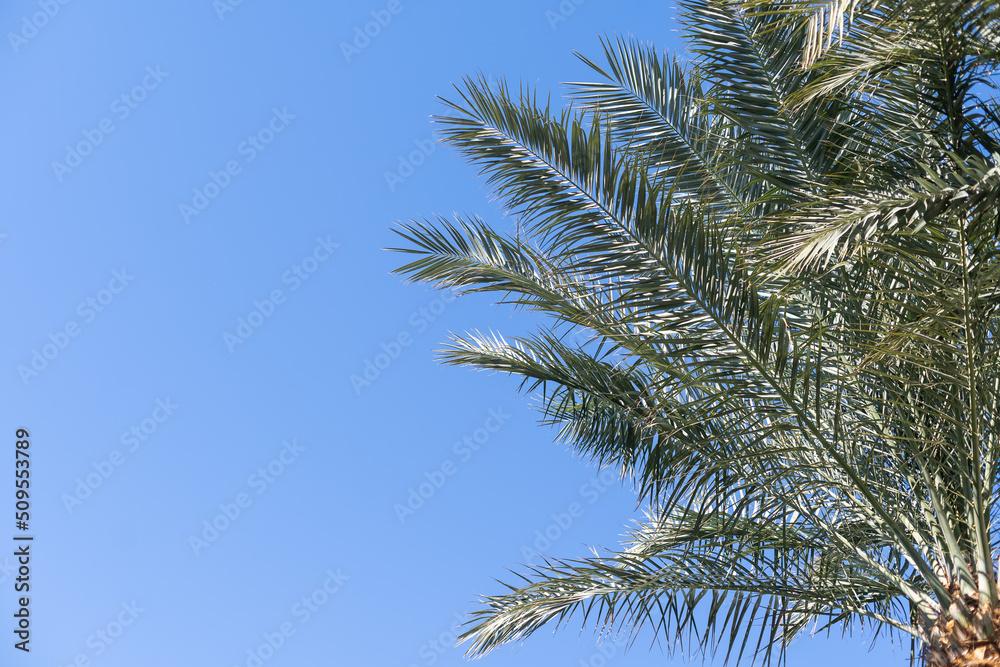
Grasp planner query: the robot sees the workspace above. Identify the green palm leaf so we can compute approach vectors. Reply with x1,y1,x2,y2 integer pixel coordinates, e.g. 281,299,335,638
390,0,1000,663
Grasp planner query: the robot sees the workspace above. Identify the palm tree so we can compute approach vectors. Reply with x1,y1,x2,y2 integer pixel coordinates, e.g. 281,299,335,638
391,0,1000,664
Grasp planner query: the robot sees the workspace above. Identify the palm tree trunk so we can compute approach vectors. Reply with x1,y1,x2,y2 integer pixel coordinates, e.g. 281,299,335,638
923,589,1000,666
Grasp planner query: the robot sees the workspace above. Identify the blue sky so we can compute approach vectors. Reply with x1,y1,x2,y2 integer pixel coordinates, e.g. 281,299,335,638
1,1,902,665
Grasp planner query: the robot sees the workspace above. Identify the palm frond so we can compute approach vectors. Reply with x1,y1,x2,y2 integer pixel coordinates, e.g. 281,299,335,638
390,0,1000,661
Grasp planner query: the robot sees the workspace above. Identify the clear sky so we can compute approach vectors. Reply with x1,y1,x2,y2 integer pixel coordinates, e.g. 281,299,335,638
1,1,902,665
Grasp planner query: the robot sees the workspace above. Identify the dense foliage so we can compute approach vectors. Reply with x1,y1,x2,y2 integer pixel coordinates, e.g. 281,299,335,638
393,1,1000,663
